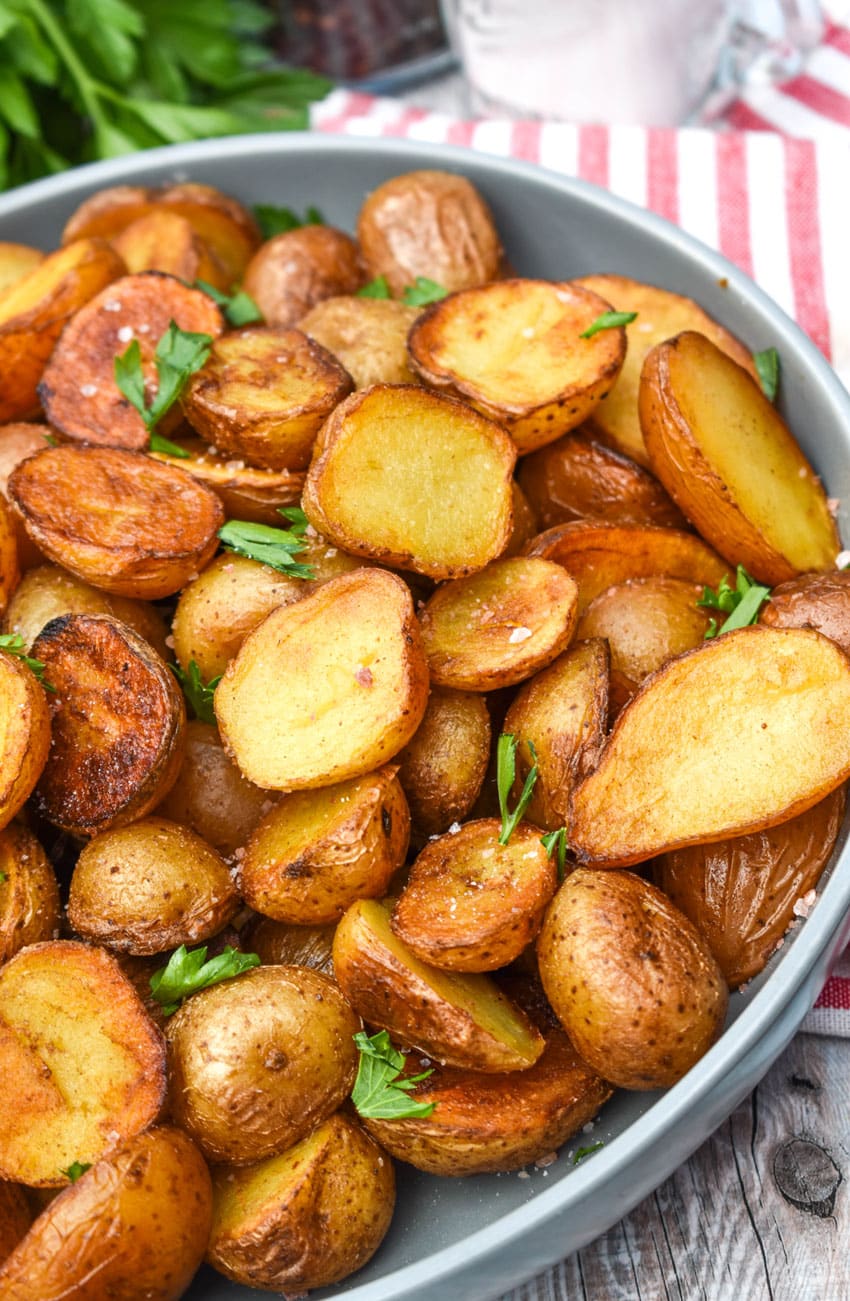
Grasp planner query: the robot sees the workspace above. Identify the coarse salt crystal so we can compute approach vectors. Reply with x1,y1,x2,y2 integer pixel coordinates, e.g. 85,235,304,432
793,889,817,919
582,1121,595,1133
534,1152,557,1168
80,383,97,397
117,325,134,343
520,326,535,339
637,321,655,333
508,626,532,644
517,1170,530,1180
827,498,840,515
836,550,850,570
448,821,461,834
103,299,122,312
137,323,151,334
164,635,175,649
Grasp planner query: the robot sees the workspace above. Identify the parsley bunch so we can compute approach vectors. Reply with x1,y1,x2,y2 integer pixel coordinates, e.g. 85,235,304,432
351,1031,436,1120
496,732,539,846
698,566,772,638
150,943,259,1016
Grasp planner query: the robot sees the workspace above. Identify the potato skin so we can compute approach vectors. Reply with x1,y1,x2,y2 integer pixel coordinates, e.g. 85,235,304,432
3,563,168,656
149,436,305,525
0,1180,32,1260
0,1126,212,1301
760,571,850,654
0,823,60,964
0,653,51,833
242,915,336,975
242,225,365,327
299,295,420,387
538,868,728,1090
396,687,491,842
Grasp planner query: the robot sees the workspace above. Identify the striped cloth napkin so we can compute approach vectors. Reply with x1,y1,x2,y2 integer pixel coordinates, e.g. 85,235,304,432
311,7,850,1033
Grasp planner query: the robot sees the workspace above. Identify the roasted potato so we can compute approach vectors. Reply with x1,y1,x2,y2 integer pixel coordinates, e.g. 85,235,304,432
0,650,51,832
760,570,850,654
0,494,19,616
0,1180,32,1260
396,687,491,841
111,209,230,289
242,225,365,327
149,435,305,524
0,423,52,569
3,563,168,656
242,915,336,975
299,295,420,387
504,480,540,556
0,242,44,296
0,823,60,964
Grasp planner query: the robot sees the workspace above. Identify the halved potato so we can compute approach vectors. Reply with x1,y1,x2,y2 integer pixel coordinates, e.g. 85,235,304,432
0,940,165,1185
242,226,364,327
299,295,420,387
0,495,19,615
61,184,153,244
333,898,545,1072
240,766,409,924
0,823,60,965
0,422,52,568
9,446,224,599
38,272,224,451
571,626,850,867
504,480,540,556
32,614,185,837
3,563,168,656
0,242,44,296
0,651,51,832
302,384,515,579
407,280,625,454
639,331,839,583
419,556,578,691
760,571,850,655
526,520,727,614
183,326,354,471
149,435,305,524
0,1179,32,1260
396,687,491,841
0,1126,211,1300
215,568,430,791
207,1111,394,1294
242,915,336,975
111,209,229,289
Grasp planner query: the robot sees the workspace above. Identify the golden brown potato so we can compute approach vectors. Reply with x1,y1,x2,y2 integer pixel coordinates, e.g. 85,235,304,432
356,169,502,295
0,421,51,569
526,520,728,614
760,571,850,654
149,435,305,524
363,1023,611,1175
408,280,626,454
0,1180,32,1260
9,446,224,599
419,556,578,691
577,274,757,466
215,568,430,791
61,184,153,244
0,494,19,616
0,1126,211,1300
0,823,60,965
0,238,124,423
242,225,365,327
111,209,230,289
303,384,516,579
518,430,685,531
504,480,540,556
166,964,360,1164
392,820,556,971
299,295,420,387
68,817,239,955
38,272,224,451
3,563,168,656
32,614,185,837
657,787,845,988
571,626,850,867
183,326,354,472
503,639,609,832
396,687,491,841
207,1111,394,1293
242,915,335,975
0,652,51,833
577,577,714,713
333,898,545,1072
0,243,44,296
538,868,728,1089
240,766,409,924
640,331,839,584
0,940,165,1185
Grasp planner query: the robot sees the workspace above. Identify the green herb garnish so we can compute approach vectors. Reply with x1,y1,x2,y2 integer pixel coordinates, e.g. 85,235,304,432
0,871,6,884
253,204,325,239
150,943,260,1016
195,279,263,328
218,508,315,579
497,733,538,847
573,1141,603,1164
148,432,190,458
169,660,221,725
401,277,448,307
698,566,771,639
357,275,391,300
580,311,637,339
541,827,568,881
351,1030,436,1120
753,347,780,402
115,321,212,435
60,1160,91,1182
0,633,54,691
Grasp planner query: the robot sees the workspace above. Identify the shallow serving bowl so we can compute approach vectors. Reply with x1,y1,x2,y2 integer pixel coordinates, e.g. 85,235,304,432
2,134,849,1301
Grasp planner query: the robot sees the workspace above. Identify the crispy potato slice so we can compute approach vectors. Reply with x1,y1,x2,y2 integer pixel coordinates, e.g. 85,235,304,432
538,868,728,1090
503,639,609,832
657,787,845,989
215,568,430,791
0,1180,32,1259
419,556,578,691
32,614,185,837
207,1111,394,1293
9,446,224,599
166,965,360,1164
299,295,420,387
68,817,239,955
38,272,224,451
0,1126,211,1300
760,571,850,654
518,430,685,530
303,384,515,579
0,940,165,1184
577,274,757,466
0,423,53,569
407,280,625,454
526,520,728,614
0,495,19,615
333,898,545,1072
0,652,51,832
183,325,353,471
242,226,364,328
640,331,839,583
571,626,850,867
0,238,124,423
0,824,60,965
356,169,502,295
149,435,305,524
111,209,230,289
0,242,44,296
240,766,409,924
396,687,491,842
3,563,168,656
363,1023,611,1175
392,819,556,971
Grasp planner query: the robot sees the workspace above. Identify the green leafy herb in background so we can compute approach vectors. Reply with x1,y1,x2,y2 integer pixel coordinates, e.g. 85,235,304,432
753,347,780,402
114,320,212,435
169,659,221,725
401,277,447,307
0,1,332,190
580,311,638,339
195,278,263,327
0,871,6,884
253,203,325,239
541,827,568,881
497,733,538,846
0,632,54,690
698,566,771,639
218,507,315,578
150,943,259,1015
60,1160,91,1182
357,275,391,300
351,1030,436,1120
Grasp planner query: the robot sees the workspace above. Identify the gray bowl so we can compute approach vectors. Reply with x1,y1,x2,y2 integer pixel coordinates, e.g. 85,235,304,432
2,134,849,1301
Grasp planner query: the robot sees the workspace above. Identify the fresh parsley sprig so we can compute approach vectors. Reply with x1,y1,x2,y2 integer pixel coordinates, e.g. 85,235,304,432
195,279,263,328
150,943,260,1016
169,660,221,725
0,871,7,885
573,1141,603,1165
114,320,212,440
351,1030,436,1120
698,566,771,639
356,275,448,306
357,276,391,300
218,507,315,579
0,633,55,691
541,827,568,881
497,733,539,847
580,311,637,339
253,204,325,239
59,1160,91,1182
753,347,780,402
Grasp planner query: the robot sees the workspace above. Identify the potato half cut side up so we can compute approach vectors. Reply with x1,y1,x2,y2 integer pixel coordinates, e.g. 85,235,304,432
639,331,839,583
0,822,60,963
570,625,850,867
0,941,165,1185
0,649,50,831
302,384,515,579
215,568,429,791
